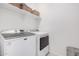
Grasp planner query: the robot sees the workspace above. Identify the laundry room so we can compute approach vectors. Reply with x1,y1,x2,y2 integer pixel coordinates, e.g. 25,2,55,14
0,2,79,56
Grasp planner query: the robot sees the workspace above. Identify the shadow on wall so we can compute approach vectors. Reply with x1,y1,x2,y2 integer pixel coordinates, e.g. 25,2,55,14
39,3,79,56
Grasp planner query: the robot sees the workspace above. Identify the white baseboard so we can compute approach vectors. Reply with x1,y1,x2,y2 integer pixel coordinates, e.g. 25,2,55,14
49,48,64,56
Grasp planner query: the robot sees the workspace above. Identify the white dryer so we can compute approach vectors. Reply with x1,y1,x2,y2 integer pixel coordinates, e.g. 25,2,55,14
31,32,49,56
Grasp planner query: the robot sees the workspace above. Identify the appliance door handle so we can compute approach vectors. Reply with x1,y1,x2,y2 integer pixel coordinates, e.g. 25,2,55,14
24,38,27,40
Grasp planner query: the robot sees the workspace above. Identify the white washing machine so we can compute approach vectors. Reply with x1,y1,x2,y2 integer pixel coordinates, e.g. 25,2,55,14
30,31,49,56
0,32,36,56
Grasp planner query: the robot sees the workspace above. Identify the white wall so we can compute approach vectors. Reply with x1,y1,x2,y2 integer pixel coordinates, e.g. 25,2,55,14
0,6,39,31
27,3,79,56
23,14,41,30
0,7,23,31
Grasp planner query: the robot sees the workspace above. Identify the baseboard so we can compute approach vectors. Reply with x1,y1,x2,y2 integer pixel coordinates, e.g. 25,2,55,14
49,48,64,56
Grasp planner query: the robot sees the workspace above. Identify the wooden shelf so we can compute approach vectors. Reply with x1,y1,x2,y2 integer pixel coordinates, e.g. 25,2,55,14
0,3,41,19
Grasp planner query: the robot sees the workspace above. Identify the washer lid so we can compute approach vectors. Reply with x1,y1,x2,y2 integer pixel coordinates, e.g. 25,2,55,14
1,32,35,39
